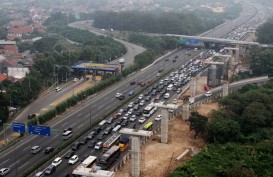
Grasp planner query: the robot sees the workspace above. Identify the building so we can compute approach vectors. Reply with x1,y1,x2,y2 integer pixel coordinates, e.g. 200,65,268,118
8,26,33,37
9,20,26,27
3,45,18,55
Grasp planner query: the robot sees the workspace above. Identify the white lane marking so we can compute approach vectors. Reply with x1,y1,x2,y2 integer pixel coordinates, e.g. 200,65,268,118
61,122,68,127
90,149,95,154
19,161,29,169
105,105,111,110
85,113,90,118
78,113,83,117
98,105,103,109
9,160,19,168
70,122,76,127
77,124,84,129
23,146,31,152
0,159,9,166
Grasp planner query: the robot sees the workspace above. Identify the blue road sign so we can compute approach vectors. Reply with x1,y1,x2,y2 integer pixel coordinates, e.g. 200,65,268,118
12,122,25,133
28,125,51,136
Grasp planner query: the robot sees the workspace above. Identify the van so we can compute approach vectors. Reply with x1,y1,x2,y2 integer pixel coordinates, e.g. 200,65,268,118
112,125,121,134
167,84,173,91
34,172,43,177
99,120,106,127
95,142,103,150
31,146,41,154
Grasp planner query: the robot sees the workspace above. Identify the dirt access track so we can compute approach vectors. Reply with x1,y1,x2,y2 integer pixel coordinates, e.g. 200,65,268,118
115,102,218,177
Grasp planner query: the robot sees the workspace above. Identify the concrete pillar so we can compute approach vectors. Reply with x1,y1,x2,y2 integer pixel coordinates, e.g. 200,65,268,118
235,44,240,60
131,137,140,177
182,105,190,120
190,77,196,97
223,82,229,97
161,109,169,143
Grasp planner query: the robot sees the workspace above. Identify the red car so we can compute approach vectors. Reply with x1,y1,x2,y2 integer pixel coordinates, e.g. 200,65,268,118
147,79,153,84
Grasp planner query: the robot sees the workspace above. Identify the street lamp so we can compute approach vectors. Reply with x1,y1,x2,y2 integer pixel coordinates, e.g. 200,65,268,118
89,102,92,126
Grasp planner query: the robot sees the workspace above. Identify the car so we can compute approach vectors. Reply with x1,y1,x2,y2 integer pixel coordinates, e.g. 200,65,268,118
130,115,137,122
128,108,134,115
87,131,96,140
135,110,142,116
68,155,79,165
147,79,153,84
71,142,81,151
52,157,62,167
138,94,144,100
44,147,54,154
138,117,146,124
28,113,36,119
106,117,113,124
164,93,170,99
176,88,182,93
139,100,145,106
129,123,137,129
121,119,128,126
63,127,73,133
95,142,103,150
104,127,113,135
73,78,79,82
128,102,134,108
156,73,160,77
165,58,169,61
205,91,212,97
115,93,121,98
118,94,125,100
133,104,139,110
155,94,161,100
168,109,175,113
34,172,43,177
0,168,11,176
44,165,56,175
140,82,146,87
173,59,177,62
128,90,134,96
97,133,105,140
63,173,70,177
55,87,61,92
137,81,143,85
155,115,162,121
145,96,151,101
173,99,178,104
130,81,136,85
88,140,97,148
64,150,75,159
79,137,88,145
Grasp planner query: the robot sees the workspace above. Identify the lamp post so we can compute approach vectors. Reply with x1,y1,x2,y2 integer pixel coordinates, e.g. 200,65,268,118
89,103,92,126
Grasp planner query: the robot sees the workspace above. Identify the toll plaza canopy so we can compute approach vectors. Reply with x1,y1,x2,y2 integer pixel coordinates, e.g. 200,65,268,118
71,61,120,74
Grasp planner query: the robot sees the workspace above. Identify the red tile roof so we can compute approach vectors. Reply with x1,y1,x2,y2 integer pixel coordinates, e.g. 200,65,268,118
0,74,8,82
3,45,18,54
8,26,33,35
4,59,17,66
10,20,25,26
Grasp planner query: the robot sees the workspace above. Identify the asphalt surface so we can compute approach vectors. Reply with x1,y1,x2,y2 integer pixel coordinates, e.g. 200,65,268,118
0,2,269,176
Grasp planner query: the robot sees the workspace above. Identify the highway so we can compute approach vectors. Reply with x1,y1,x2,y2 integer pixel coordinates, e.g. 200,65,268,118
0,1,270,176
0,48,197,177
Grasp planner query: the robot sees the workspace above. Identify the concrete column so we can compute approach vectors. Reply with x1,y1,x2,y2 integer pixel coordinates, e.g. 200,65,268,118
182,104,190,120
190,77,196,97
161,109,169,143
223,82,229,97
131,137,140,177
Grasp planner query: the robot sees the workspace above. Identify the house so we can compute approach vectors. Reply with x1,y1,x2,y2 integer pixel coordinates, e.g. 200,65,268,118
3,45,18,55
0,59,18,74
7,67,29,79
8,26,33,37
9,20,26,27
0,73,8,83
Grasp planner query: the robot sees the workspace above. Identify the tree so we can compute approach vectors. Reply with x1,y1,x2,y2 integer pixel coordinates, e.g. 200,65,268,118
189,111,208,138
250,48,273,77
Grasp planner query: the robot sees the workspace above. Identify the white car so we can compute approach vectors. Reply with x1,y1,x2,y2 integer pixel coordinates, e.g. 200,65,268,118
139,100,145,106
164,93,170,99
55,87,61,92
138,94,144,100
138,117,146,123
128,108,134,115
73,78,79,82
115,93,121,98
205,91,212,97
130,115,137,122
68,155,78,165
173,99,178,104
52,157,62,167
155,115,162,121
0,168,11,176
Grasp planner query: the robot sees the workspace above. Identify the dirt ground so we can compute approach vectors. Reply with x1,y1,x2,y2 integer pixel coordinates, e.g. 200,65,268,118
115,102,218,177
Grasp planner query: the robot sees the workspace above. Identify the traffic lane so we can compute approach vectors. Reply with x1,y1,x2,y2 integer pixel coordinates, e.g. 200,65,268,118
0,49,191,173
16,80,85,122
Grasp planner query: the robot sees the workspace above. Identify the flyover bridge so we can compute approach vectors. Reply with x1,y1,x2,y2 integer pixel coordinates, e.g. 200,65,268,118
166,34,272,48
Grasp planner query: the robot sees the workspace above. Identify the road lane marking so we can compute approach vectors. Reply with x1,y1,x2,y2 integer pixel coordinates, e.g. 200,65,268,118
61,122,68,127
85,114,90,118
23,145,31,152
78,113,83,117
77,124,84,129
0,159,9,166
19,161,29,169
9,160,19,168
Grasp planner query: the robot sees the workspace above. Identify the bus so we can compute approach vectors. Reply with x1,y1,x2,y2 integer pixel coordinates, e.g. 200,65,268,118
143,121,153,130
143,105,157,117
103,133,121,152
112,125,121,134
62,130,73,140
97,145,121,170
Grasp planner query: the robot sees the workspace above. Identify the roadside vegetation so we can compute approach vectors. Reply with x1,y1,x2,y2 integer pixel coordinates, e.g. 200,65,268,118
169,81,273,177
256,18,273,44
93,5,241,35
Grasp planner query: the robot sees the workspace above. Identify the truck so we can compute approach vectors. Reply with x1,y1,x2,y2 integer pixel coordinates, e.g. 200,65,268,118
119,135,129,152
102,133,121,152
